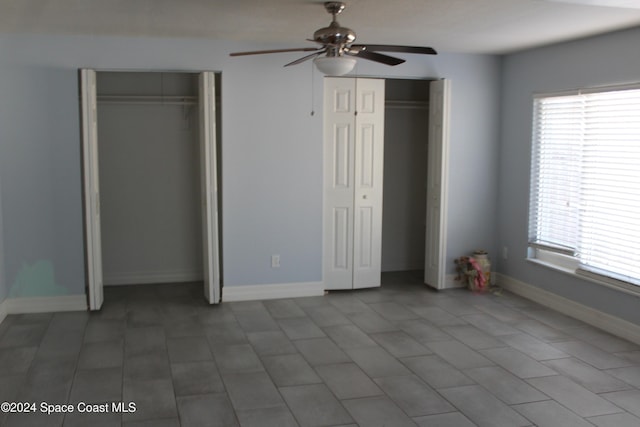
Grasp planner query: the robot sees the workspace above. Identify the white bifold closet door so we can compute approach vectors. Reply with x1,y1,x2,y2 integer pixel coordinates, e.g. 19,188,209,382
199,72,221,304
80,69,104,310
424,79,450,290
324,77,385,290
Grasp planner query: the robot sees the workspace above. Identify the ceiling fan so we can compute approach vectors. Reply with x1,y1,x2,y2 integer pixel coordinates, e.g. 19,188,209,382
229,1,437,76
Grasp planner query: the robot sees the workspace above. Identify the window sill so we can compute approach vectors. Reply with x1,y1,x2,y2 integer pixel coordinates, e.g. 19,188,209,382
526,257,640,298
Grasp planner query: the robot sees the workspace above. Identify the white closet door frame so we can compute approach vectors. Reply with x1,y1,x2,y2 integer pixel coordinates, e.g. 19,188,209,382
199,71,221,304
82,69,221,309
80,68,104,310
424,79,451,289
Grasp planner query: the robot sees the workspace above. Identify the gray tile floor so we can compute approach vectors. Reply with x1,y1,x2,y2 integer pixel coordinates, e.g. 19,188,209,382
1,271,640,426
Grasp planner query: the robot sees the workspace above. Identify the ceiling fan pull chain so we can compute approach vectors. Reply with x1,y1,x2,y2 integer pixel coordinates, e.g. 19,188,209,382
310,61,315,116
354,70,358,116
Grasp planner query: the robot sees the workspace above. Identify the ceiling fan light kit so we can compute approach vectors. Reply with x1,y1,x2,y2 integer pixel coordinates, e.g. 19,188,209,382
313,56,357,76
229,2,437,75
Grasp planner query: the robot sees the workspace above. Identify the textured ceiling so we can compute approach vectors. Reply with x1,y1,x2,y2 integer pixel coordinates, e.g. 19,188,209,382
1,0,640,53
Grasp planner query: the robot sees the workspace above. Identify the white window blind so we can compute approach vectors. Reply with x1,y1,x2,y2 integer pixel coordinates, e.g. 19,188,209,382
529,85,640,286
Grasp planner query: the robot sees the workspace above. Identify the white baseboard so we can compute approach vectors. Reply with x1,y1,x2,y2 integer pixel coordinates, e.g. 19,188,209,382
104,270,203,286
222,281,324,302
0,294,87,321
425,274,464,290
497,273,640,346
443,274,465,289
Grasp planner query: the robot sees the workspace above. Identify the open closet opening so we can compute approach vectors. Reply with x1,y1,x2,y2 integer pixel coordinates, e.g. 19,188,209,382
381,78,430,282
83,70,222,307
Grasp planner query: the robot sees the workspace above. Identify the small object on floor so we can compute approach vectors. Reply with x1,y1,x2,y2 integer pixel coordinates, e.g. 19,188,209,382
489,285,503,296
455,256,488,292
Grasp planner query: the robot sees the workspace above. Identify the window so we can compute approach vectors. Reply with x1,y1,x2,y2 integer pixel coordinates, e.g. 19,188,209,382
529,84,640,291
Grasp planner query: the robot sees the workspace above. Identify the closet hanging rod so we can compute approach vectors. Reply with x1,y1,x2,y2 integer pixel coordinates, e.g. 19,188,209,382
97,95,198,106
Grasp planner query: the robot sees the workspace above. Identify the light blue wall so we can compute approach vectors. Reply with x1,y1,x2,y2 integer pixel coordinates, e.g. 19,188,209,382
0,33,500,297
497,26,640,325
0,68,6,303
0,176,6,303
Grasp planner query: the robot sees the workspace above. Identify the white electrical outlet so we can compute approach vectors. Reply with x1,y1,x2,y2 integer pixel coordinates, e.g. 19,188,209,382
503,246,508,260
271,255,280,268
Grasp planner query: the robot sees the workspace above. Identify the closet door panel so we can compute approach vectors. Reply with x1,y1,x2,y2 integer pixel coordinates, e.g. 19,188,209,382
356,206,373,268
424,79,450,289
199,71,220,304
333,124,352,188
81,68,104,310
324,78,356,290
353,78,385,289
332,207,351,270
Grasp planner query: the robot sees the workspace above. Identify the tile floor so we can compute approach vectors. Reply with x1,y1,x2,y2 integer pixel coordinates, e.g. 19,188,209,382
1,271,640,426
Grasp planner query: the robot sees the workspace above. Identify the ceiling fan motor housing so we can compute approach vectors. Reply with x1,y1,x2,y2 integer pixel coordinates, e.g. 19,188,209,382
313,21,356,47
314,1,355,49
